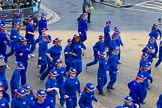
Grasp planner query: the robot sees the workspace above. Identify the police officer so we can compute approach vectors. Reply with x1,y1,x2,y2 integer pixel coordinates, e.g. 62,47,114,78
86,35,106,69
155,40,162,68
70,34,86,76
107,47,119,92
10,62,24,98
78,13,88,42
96,52,108,96
104,20,111,47
78,82,100,108
40,37,62,82
64,68,81,108
25,18,36,58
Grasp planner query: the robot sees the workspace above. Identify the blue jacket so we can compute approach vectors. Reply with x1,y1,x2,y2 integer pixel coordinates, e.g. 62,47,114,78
128,80,143,104
0,67,6,80
108,54,118,72
0,18,6,25
38,40,48,65
64,45,72,60
109,39,117,52
78,91,98,108
25,93,35,108
149,29,161,40
25,24,34,40
142,48,153,63
45,78,57,96
78,18,87,34
3,92,10,103
0,97,9,108
93,41,105,57
157,94,162,108
55,66,66,84
15,45,30,62
70,42,86,59
11,96,29,108
10,69,20,88
64,77,81,98
10,28,19,42
32,98,52,108
0,32,10,54
159,40,162,59
116,36,123,47
98,58,108,74
38,18,47,31
122,103,137,108
12,18,20,27
47,45,62,65
104,26,110,36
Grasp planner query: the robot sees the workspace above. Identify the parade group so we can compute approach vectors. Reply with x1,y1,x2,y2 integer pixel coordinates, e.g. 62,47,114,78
0,6,161,108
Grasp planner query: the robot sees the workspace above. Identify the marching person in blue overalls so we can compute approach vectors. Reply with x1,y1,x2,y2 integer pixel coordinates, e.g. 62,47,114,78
40,37,62,82
86,35,106,69
0,25,10,63
7,21,20,58
104,20,111,47
33,89,52,108
157,93,162,108
0,81,10,103
0,13,7,26
149,23,162,57
10,62,24,98
107,47,119,92
55,59,66,107
45,69,60,108
23,85,35,108
12,12,21,28
25,18,36,58
78,13,88,43
11,88,29,108
69,34,86,76
0,86,9,108
38,12,47,36
108,33,118,56
128,74,145,107
64,68,81,108
155,40,162,68
78,82,100,108
64,38,72,72
15,37,30,86
38,34,51,76
96,52,108,96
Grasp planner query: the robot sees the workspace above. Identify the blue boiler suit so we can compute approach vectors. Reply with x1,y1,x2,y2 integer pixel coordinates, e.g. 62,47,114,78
40,45,62,81
32,98,52,108
78,91,98,108
38,40,48,75
64,45,72,71
107,53,118,89
70,42,86,75
104,25,111,47
55,66,66,106
25,93,35,108
108,39,117,56
155,40,162,67
38,18,47,36
0,67,8,91
122,103,138,108
116,36,123,61
7,28,20,57
157,94,162,108
15,45,30,85
64,77,81,108
10,69,21,98
0,97,9,108
45,78,58,108
86,41,105,67
139,58,151,74
78,18,88,42
97,58,108,94
25,23,36,54
11,96,29,108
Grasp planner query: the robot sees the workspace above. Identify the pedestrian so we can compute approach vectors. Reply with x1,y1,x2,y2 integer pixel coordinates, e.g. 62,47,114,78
128,74,145,107
38,34,51,76
10,62,24,98
25,18,36,58
0,86,9,108
11,88,29,108
55,59,66,107
78,13,88,42
82,0,92,23
64,38,72,72
86,35,106,69
96,52,108,96
78,82,100,108
149,23,162,57
104,20,111,47
15,37,30,86
155,40,162,68
69,34,86,76
40,37,62,82
45,69,60,108
38,12,47,36
33,89,52,108
107,47,119,92
64,68,81,108
7,21,20,58
157,93,162,108
118,96,139,108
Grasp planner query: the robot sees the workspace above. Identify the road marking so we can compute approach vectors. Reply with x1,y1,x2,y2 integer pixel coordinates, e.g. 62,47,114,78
135,0,155,6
